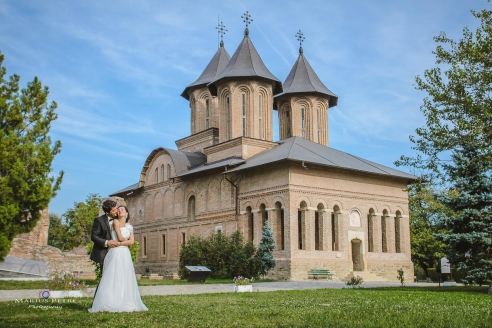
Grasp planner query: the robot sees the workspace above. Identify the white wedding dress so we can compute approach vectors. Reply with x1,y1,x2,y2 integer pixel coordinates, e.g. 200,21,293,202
89,224,148,312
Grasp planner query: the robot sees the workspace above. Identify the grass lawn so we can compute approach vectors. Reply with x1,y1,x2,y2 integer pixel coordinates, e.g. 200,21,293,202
2,287,491,327
0,278,276,290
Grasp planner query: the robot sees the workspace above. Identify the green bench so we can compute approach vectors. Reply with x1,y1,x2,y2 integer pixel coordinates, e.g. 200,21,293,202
310,269,334,280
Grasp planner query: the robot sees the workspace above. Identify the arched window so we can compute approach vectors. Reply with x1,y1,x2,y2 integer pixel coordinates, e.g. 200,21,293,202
188,196,196,222
161,165,164,182
241,93,246,137
395,211,402,253
298,201,307,250
258,95,262,139
315,204,324,251
275,202,284,250
167,164,171,180
139,210,143,221
382,210,388,253
286,110,291,137
260,204,268,229
317,109,321,143
155,168,158,184
301,107,305,138
205,99,210,129
143,236,147,257
332,206,340,251
368,209,375,252
226,97,231,140
246,206,253,242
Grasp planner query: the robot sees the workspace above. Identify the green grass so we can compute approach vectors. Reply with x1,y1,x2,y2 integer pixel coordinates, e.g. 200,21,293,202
2,287,491,327
0,278,276,290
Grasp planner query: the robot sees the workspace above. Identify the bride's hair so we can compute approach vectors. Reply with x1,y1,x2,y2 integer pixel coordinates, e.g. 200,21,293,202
118,205,131,223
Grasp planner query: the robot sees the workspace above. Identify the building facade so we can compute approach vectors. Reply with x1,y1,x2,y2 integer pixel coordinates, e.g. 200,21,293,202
112,24,415,281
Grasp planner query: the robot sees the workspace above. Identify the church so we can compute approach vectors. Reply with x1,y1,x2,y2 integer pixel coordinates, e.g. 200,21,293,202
111,15,415,281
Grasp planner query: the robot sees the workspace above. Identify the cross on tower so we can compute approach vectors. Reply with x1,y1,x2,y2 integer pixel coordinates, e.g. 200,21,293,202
296,30,305,54
242,11,253,28
242,11,253,36
216,21,227,46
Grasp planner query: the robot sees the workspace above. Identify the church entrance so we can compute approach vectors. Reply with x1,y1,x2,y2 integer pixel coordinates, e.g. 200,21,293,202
351,239,363,271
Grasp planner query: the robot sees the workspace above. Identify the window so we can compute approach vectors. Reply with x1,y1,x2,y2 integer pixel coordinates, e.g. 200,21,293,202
167,164,171,180
315,211,320,250
317,110,321,143
161,165,164,182
143,236,147,257
298,210,303,249
259,95,262,139
242,94,246,137
286,111,291,138
205,99,209,129
226,97,231,140
188,196,196,222
162,234,166,256
139,210,143,221
301,107,305,138
182,232,186,245
155,168,158,184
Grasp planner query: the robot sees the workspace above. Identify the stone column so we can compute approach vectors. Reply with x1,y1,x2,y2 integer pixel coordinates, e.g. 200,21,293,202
387,214,396,253
338,211,349,252
266,207,277,246
322,209,333,251
283,205,291,252
373,214,382,253
304,208,315,251
253,210,263,246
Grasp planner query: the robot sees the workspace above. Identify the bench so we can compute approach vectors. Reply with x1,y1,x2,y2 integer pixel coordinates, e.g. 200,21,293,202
310,269,334,280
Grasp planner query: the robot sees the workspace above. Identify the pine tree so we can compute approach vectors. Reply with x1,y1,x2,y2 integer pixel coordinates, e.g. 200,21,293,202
0,52,63,260
434,141,492,292
257,220,276,276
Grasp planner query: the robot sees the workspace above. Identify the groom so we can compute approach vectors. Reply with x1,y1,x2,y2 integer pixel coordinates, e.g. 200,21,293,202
90,199,119,277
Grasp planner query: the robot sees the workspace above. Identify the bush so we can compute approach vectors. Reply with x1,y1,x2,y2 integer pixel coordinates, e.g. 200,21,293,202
427,268,438,282
178,230,262,279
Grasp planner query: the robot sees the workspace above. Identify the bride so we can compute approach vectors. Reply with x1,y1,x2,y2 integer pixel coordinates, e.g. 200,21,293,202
89,206,148,312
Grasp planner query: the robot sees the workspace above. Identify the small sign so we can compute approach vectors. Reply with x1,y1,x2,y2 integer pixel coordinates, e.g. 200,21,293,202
441,257,451,274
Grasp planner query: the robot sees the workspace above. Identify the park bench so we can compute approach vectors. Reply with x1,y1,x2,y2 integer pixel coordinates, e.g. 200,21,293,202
310,269,334,280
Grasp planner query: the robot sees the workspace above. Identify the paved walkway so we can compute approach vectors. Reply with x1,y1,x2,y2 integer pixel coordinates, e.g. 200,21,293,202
0,281,442,302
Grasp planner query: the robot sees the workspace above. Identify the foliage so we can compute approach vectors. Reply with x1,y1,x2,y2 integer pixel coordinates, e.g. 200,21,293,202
45,267,91,295
345,276,364,288
0,52,63,261
47,213,69,250
130,241,140,267
433,141,492,288
63,194,101,249
85,242,102,281
256,220,276,276
395,8,492,182
427,268,439,282
397,268,405,287
178,230,262,279
2,287,492,327
233,276,254,286
407,182,448,277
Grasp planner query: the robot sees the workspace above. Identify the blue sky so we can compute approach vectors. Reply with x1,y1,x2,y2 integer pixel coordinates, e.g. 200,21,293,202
0,0,489,215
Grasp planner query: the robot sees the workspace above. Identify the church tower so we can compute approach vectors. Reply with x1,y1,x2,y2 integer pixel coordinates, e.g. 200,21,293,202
274,31,338,146
181,22,231,135
208,12,282,143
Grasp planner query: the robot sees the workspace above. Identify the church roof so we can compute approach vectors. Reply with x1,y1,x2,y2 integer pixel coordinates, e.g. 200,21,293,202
177,156,245,178
226,137,416,181
275,48,338,108
208,30,283,96
180,42,231,100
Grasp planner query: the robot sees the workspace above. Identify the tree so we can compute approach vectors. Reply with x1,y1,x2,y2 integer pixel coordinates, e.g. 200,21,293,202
434,141,492,292
408,182,448,280
257,220,276,276
47,213,69,250
63,194,101,249
0,52,63,261
396,8,492,182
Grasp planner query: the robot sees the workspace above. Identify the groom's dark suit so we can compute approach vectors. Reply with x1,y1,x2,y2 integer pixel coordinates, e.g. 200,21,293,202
90,214,113,272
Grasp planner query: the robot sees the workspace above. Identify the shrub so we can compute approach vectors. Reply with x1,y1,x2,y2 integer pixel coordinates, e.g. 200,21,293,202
345,276,363,288
397,268,405,287
178,230,262,279
427,268,439,282
45,267,91,295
